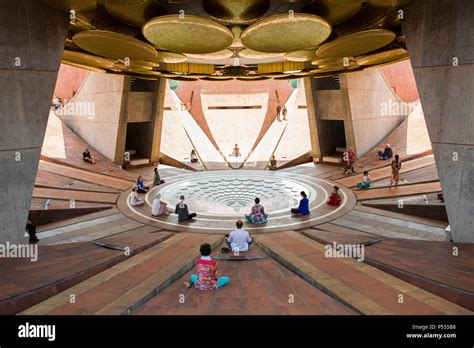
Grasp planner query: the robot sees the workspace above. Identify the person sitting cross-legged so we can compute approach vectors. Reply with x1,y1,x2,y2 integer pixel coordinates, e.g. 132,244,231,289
377,144,393,161
136,175,149,193
189,243,230,290
82,147,95,164
291,191,310,216
175,195,197,222
151,192,169,217
327,186,342,206
130,186,145,206
153,167,165,186
356,170,371,189
245,197,268,224
226,220,253,253
268,155,277,170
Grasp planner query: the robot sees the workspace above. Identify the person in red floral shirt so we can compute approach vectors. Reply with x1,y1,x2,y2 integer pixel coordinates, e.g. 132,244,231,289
189,243,230,290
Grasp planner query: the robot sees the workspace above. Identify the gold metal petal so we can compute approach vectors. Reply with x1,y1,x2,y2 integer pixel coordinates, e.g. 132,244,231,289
284,50,318,62
302,0,363,25
96,0,144,5
73,30,158,60
62,50,117,69
105,1,168,27
356,48,408,66
239,48,285,59
311,56,352,66
143,15,234,54
42,0,96,12
186,49,234,60
154,51,188,64
202,0,270,24
241,13,332,53
316,29,395,58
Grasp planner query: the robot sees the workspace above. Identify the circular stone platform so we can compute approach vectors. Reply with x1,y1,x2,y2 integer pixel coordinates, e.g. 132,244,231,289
118,170,356,234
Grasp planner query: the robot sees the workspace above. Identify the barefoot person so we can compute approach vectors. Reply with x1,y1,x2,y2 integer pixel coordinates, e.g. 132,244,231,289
189,243,230,290
291,191,310,216
327,186,342,206
377,144,393,160
136,175,149,193
175,195,197,222
390,155,402,189
82,147,95,164
130,186,145,206
356,171,371,189
245,197,268,224
151,192,169,216
226,220,253,252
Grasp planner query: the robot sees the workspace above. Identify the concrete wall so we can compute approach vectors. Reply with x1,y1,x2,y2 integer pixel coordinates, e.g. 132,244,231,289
54,64,89,102
402,0,474,242
127,92,154,123
59,72,128,163
0,1,68,244
306,68,408,159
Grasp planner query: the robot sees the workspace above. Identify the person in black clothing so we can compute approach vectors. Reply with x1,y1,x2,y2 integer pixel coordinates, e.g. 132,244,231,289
175,195,197,222
26,220,39,243
377,144,393,160
82,147,95,164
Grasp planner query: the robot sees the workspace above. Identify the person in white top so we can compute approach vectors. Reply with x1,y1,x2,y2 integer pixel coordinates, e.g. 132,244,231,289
130,186,145,206
151,192,169,216
226,220,253,252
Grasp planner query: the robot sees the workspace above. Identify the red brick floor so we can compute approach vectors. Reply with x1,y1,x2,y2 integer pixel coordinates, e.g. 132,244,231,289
133,243,355,315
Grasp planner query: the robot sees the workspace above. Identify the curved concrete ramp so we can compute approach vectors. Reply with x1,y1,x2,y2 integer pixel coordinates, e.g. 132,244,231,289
273,82,311,166
201,92,268,168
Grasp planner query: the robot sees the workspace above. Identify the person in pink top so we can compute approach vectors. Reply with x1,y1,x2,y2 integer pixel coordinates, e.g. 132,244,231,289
189,243,230,290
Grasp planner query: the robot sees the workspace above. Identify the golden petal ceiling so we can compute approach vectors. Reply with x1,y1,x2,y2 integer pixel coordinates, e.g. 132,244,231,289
239,48,285,59
96,0,144,5
202,0,271,24
142,15,234,54
356,48,408,66
42,0,96,12
302,0,363,26
154,51,188,64
316,29,396,58
312,56,353,66
62,50,117,69
186,49,234,60
241,13,332,53
284,50,318,62
73,30,158,60
104,1,168,27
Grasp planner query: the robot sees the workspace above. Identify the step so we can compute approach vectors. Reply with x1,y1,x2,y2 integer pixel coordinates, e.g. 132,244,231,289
331,210,447,241
129,158,150,166
336,155,435,188
335,147,347,153
39,161,133,191
257,231,469,315
33,187,119,204
0,231,172,315
355,182,442,201
353,204,448,229
305,225,384,246
322,155,343,164
22,233,223,315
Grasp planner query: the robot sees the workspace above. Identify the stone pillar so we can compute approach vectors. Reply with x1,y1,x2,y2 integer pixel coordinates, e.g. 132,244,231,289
304,77,323,160
0,1,69,244
149,78,166,164
402,0,474,242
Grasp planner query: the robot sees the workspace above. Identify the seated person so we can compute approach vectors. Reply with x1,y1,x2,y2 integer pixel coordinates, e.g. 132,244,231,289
136,175,149,193
327,186,342,206
189,243,230,290
344,147,356,175
226,220,252,253
377,144,393,160
153,167,165,186
190,149,198,163
175,195,197,222
245,197,268,224
82,147,95,164
291,191,310,216
356,171,371,189
26,220,39,244
268,155,277,170
232,144,241,157
130,186,145,206
151,192,169,216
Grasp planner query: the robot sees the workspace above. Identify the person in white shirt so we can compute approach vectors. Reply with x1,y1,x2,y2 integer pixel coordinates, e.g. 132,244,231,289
226,220,253,252
130,186,145,206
